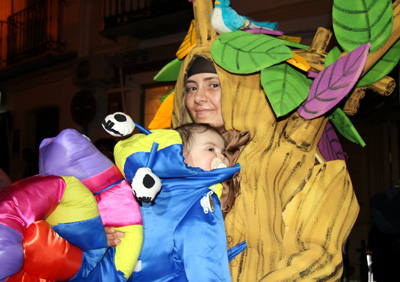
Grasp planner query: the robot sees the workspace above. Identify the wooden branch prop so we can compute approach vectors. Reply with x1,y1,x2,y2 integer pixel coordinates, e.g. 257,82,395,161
343,88,367,116
369,75,397,96
193,0,217,47
344,76,396,115
293,27,332,72
284,27,332,150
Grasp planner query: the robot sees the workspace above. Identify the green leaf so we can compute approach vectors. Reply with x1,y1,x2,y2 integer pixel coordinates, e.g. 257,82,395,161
332,0,393,53
261,63,312,118
329,108,366,147
159,89,174,102
277,38,310,50
211,30,293,74
325,46,344,67
356,38,400,87
154,58,183,82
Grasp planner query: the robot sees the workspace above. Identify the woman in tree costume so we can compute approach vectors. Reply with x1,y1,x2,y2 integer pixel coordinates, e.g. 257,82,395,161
166,0,400,280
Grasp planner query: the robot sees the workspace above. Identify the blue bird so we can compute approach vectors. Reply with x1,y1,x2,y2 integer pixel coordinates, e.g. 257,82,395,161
211,0,278,34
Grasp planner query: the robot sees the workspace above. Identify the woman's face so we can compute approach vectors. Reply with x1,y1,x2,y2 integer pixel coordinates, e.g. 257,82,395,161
185,73,224,132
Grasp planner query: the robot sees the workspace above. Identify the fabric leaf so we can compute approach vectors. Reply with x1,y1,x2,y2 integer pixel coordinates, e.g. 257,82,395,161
148,91,174,129
210,30,293,74
318,121,346,162
332,0,393,53
160,89,174,102
286,53,311,72
176,20,197,60
277,35,302,44
356,38,400,87
277,38,310,50
325,46,344,67
153,58,183,82
329,108,366,147
298,43,370,120
261,63,311,118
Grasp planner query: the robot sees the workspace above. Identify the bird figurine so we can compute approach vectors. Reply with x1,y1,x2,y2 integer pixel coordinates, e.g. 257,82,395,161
211,0,279,35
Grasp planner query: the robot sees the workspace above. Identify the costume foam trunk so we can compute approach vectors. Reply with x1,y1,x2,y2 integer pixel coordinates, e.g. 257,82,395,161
172,1,360,281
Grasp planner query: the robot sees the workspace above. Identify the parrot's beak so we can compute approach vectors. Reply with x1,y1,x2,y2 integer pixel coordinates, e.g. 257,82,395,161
215,1,221,5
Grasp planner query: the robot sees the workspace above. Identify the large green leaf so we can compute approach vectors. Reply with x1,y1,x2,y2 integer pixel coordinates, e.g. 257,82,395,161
261,63,312,118
356,38,400,87
332,0,393,53
211,30,293,74
153,58,183,82
329,108,366,147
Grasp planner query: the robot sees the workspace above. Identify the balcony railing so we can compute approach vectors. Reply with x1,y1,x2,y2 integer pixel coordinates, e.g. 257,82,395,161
0,21,7,69
102,0,193,39
104,0,192,28
3,0,64,67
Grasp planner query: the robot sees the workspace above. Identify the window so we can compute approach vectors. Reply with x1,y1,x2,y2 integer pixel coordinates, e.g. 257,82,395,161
143,84,174,128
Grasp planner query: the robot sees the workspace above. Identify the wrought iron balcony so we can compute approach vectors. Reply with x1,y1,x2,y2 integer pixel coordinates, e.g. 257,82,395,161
101,0,193,40
0,21,7,69
0,0,65,71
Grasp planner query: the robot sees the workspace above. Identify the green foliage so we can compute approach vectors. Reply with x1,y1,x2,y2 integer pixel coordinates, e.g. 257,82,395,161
154,58,183,82
159,89,175,102
356,38,400,87
329,108,366,147
261,63,312,117
332,0,393,53
277,39,310,50
325,46,344,67
211,30,293,74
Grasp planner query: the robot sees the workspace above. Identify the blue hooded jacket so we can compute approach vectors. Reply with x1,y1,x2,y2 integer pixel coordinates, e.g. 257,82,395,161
114,129,241,282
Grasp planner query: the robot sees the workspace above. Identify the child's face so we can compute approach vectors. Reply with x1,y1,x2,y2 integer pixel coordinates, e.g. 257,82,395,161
183,130,228,171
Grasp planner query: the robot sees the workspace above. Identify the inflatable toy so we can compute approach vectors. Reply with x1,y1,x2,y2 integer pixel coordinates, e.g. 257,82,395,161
0,175,107,281
0,128,143,281
39,128,143,281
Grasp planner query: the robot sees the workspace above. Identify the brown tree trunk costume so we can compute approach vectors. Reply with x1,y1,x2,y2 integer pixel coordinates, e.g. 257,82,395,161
168,0,396,280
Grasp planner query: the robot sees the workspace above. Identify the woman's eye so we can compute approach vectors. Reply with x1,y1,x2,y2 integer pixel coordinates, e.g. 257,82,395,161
210,83,219,88
187,86,196,92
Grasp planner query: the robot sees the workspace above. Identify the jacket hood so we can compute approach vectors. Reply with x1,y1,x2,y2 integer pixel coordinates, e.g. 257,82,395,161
114,128,240,188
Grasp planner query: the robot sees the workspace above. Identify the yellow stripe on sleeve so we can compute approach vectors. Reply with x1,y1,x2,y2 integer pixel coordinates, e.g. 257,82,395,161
45,176,99,225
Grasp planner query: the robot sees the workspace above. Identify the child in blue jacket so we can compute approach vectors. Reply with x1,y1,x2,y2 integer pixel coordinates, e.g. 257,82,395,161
112,121,241,282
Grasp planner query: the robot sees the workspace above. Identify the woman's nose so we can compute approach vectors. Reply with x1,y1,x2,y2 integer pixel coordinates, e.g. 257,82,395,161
194,86,207,103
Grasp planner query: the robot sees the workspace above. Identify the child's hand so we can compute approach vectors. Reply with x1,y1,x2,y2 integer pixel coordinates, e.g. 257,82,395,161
105,226,125,247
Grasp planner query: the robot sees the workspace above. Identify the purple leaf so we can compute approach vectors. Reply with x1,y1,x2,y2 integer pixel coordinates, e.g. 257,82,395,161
244,29,284,36
298,43,370,119
318,121,346,162
307,70,319,78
